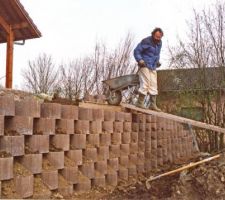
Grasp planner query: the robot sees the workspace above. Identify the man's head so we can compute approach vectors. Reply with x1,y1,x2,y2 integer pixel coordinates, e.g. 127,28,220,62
151,27,163,44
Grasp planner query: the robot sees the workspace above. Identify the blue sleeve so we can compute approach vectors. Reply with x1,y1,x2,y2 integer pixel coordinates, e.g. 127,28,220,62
133,42,144,62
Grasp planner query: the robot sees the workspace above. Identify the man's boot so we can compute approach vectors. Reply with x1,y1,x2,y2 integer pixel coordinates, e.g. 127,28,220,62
149,95,161,112
136,93,145,109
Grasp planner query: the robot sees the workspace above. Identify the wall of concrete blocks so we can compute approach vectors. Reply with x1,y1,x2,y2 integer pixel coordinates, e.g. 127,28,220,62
0,95,196,198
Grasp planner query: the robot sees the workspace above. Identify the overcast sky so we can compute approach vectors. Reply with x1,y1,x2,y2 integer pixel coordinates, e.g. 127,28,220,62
0,0,216,88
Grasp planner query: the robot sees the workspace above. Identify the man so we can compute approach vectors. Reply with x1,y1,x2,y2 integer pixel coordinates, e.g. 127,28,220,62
133,27,163,112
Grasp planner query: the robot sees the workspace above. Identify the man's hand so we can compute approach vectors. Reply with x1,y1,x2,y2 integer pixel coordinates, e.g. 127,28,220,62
138,60,146,68
156,62,161,68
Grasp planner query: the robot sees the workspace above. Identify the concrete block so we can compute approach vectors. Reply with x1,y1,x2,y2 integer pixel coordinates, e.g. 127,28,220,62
102,121,113,133
80,162,95,179
51,134,70,151
26,135,49,153
129,154,138,164
138,131,145,142
61,166,78,184
32,176,52,199
113,122,123,133
0,115,4,135
151,131,157,139
0,157,13,180
90,120,102,134
41,103,61,119
151,139,157,150
83,148,98,162
108,158,119,171
92,174,106,187
146,115,152,123
131,132,138,143
111,132,121,145
87,134,99,147
132,123,139,132
138,142,145,152
98,146,109,160
5,116,33,135
137,163,145,173
95,160,107,175
120,144,130,156
139,123,146,132
20,154,42,174
104,110,115,121
145,131,151,140
67,150,83,165
61,105,78,120
123,122,132,132
124,113,132,122
121,132,131,144
145,151,151,160
138,114,146,123
15,98,40,118
47,151,64,169
138,152,145,163
106,170,117,186
58,183,73,197
151,158,157,169
109,144,120,158
56,119,74,134
118,167,128,180
115,112,124,122
100,133,111,146
75,120,90,134
119,156,129,167
15,174,34,198
0,95,15,116
34,118,55,135
0,135,24,156
75,175,91,192
145,161,152,172
42,169,58,190
70,134,86,149
128,165,137,177
146,123,152,131
130,143,138,154
92,109,104,121
78,107,93,120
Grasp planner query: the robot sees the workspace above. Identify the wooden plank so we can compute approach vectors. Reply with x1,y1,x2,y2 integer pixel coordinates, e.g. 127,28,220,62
0,15,10,34
122,103,225,134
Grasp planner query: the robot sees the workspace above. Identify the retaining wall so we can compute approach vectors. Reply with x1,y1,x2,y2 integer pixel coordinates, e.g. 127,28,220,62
0,95,196,198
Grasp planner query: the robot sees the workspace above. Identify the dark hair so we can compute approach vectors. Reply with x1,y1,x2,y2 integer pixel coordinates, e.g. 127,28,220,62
151,27,164,37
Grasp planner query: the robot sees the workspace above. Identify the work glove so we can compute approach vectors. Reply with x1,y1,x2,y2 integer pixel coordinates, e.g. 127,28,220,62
156,62,161,68
138,60,147,68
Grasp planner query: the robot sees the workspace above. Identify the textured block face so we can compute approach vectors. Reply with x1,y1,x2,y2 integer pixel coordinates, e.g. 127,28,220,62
0,136,24,156
90,121,102,134
124,113,132,122
47,151,64,169
51,134,70,151
34,118,55,135
128,165,137,177
75,176,91,192
92,175,106,187
131,132,138,143
119,156,129,167
118,168,128,180
104,110,115,121
109,145,120,158
0,115,4,135
75,120,90,134
20,154,42,174
113,122,123,133
41,103,61,119
132,123,139,132
102,121,114,133
95,160,107,175
78,107,93,121
5,116,33,135
0,95,15,116
108,158,119,171
130,143,138,154
67,150,83,165
80,162,95,179
61,105,78,120
0,157,13,180
83,148,98,162
115,112,124,122
87,134,100,147
100,133,111,146
98,146,109,160
42,170,58,190
26,135,49,154
120,144,130,156
56,119,74,134
92,109,104,121
106,170,118,186
121,132,131,144
129,154,138,164
15,175,34,198
61,166,78,184
70,134,86,150
15,98,40,118
111,132,121,145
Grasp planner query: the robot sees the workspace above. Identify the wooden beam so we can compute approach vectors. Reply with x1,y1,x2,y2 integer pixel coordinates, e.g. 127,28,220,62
122,103,225,134
12,22,29,30
0,15,10,34
5,26,14,88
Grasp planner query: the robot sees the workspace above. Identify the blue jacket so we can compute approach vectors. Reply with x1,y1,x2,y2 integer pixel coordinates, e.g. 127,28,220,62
134,36,162,70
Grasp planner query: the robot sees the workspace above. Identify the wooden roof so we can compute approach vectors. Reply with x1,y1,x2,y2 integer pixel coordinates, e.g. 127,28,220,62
0,0,41,43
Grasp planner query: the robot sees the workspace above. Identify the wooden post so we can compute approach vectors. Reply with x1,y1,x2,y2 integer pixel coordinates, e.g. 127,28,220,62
5,26,14,88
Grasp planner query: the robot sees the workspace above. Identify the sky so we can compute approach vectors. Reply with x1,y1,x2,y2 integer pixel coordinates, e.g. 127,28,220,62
0,0,217,88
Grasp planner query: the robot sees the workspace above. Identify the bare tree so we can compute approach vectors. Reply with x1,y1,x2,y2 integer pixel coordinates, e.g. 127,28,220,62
22,53,59,94
168,1,225,151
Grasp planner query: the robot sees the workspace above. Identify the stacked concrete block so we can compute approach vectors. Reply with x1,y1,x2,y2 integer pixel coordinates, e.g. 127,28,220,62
0,115,4,135
0,156,13,180
34,118,55,135
0,95,15,116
